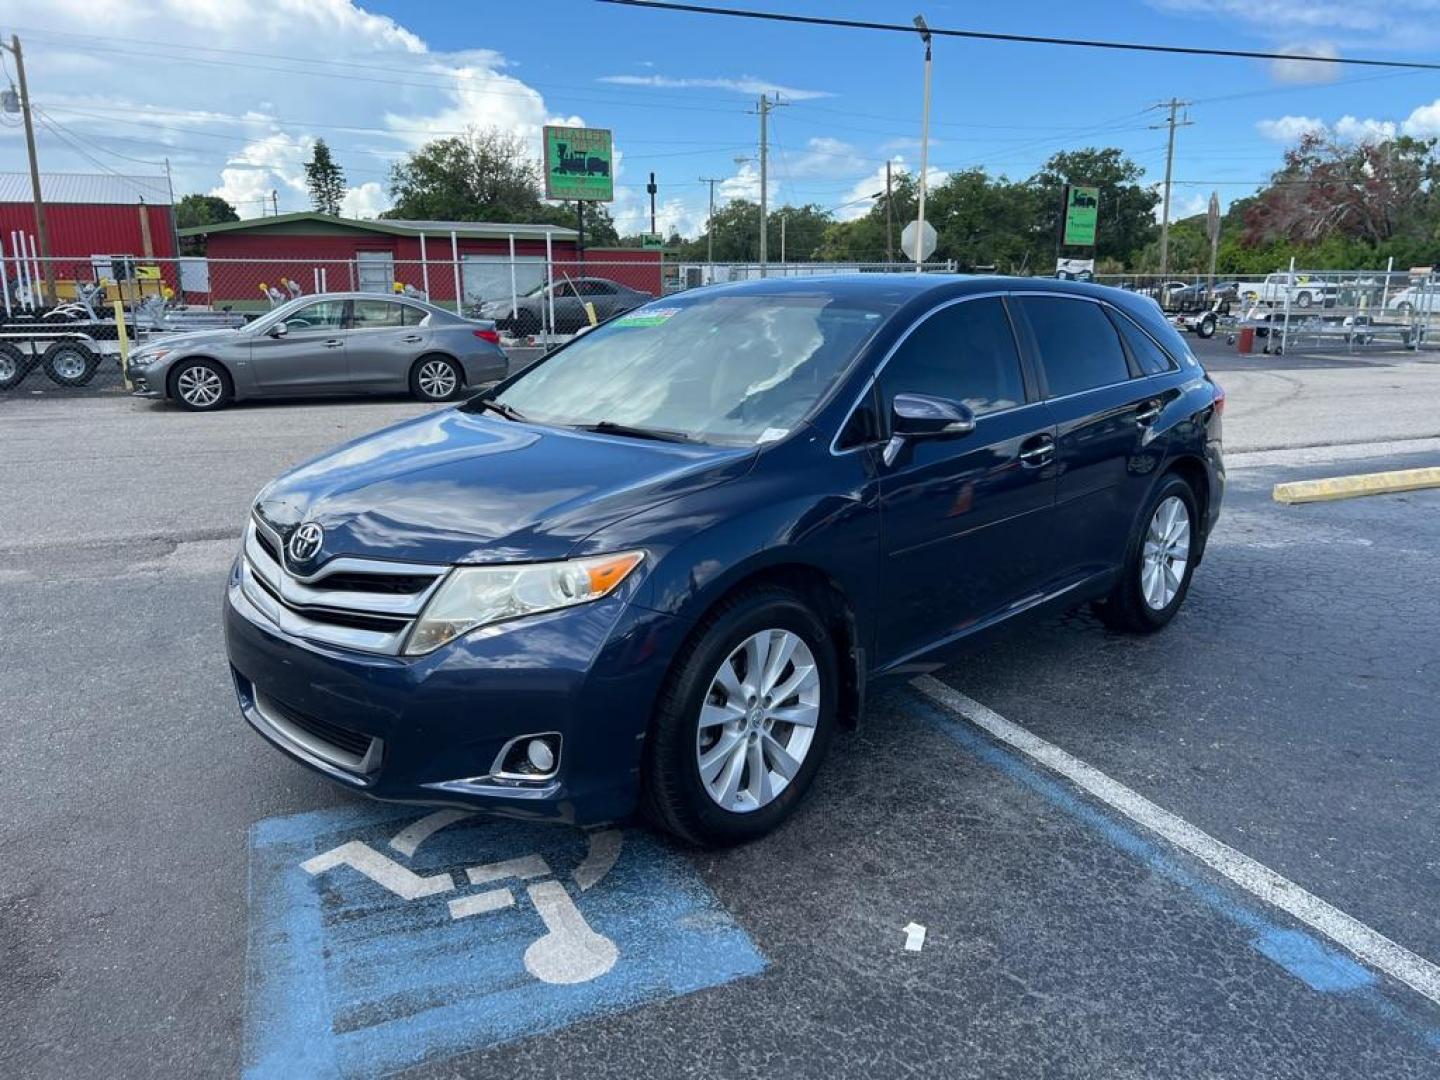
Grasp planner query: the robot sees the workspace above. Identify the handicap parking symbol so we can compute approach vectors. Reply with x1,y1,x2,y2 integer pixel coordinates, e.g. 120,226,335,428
245,804,766,1078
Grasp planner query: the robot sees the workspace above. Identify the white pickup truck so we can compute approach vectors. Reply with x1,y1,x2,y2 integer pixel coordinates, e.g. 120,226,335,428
1241,272,1336,309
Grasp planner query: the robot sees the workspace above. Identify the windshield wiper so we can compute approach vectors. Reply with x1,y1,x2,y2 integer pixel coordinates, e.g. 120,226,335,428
578,420,694,443
473,398,526,422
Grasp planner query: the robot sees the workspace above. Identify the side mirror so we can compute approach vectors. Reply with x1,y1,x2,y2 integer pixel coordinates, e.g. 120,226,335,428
884,393,975,466
267,321,289,339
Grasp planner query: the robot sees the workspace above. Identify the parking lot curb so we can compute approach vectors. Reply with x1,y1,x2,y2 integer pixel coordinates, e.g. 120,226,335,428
1273,467,1440,504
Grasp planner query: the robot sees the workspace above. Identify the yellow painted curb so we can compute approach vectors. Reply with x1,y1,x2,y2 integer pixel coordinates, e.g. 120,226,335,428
1273,467,1440,504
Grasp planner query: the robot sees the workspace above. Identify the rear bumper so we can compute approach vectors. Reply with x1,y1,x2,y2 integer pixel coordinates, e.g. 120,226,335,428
223,561,686,824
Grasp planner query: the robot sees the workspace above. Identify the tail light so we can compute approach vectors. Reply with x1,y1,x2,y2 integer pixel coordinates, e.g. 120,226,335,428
1212,382,1226,415
474,329,501,344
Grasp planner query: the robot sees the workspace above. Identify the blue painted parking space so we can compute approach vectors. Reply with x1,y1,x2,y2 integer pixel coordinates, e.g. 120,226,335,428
245,804,766,1078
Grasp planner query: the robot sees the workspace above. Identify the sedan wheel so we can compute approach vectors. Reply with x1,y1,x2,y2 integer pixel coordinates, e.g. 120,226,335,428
412,357,461,401
172,360,232,411
696,629,820,813
1140,495,1191,611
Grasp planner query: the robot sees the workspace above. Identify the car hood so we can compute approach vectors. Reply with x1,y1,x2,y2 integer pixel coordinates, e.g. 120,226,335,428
254,409,756,566
136,326,243,355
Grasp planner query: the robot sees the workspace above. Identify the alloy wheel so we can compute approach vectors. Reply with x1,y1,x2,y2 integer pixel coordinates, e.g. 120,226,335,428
1141,495,1191,610
418,360,457,399
0,354,16,383
695,628,820,813
177,365,223,408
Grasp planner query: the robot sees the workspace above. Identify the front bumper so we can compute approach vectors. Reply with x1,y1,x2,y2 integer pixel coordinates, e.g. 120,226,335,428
224,562,685,824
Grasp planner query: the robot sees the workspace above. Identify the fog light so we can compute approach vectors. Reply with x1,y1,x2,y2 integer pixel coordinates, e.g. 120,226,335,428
492,732,561,781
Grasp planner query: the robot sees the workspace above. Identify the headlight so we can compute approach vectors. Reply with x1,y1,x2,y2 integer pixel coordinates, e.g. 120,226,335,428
131,348,169,367
404,551,644,655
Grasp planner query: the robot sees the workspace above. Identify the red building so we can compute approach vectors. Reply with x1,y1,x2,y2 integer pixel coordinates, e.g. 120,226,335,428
0,172,177,273
179,212,662,309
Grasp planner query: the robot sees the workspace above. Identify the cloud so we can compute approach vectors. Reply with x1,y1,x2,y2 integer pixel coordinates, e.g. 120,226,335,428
1401,98,1440,138
1333,115,1397,143
831,158,947,222
1255,115,1329,142
341,182,388,219
597,74,832,100
1269,42,1341,84
1146,0,1440,48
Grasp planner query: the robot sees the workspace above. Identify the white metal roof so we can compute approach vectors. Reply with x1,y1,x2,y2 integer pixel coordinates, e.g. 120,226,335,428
0,172,172,205
382,219,577,240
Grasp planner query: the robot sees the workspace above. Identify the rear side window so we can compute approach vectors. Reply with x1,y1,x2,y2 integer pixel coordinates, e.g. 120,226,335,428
1109,310,1177,375
879,297,1026,418
401,304,427,326
1019,296,1130,397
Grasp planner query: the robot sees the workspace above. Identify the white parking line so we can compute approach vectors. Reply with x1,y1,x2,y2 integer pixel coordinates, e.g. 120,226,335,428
913,675,1440,1009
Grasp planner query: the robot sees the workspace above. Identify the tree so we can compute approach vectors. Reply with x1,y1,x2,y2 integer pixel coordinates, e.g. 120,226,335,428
384,127,546,222
174,193,238,255
304,139,347,216
677,198,763,261
1031,148,1159,269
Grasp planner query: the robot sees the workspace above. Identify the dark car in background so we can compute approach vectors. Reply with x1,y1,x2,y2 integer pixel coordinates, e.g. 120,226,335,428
226,276,1225,846
128,293,507,411
479,277,651,335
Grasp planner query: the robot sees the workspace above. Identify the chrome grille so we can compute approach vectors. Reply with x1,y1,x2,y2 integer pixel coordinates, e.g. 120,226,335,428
238,516,446,655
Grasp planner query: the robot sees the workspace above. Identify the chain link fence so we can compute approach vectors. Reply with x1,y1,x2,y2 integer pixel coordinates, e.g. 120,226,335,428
2,248,1432,397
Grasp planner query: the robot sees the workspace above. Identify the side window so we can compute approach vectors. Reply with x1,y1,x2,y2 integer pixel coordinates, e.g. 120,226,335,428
878,297,1025,419
400,304,428,327
1109,310,1177,376
351,300,405,328
586,281,617,295
1019,296,1130,397
836,384,882,450
286,300,347,331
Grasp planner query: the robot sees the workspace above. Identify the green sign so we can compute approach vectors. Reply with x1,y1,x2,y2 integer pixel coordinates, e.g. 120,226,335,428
543,126,614,202
640,233,664,250
1062,184,1099,247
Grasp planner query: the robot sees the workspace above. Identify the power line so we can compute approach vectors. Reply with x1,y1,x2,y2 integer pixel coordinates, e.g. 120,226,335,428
597,1,1440,72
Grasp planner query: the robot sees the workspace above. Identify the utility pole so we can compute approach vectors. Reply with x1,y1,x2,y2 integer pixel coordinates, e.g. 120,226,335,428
646,172,657,234
758,93,770,274
699,176,720,266
913,15,933,273
3,35,54,305
1150,98,1192,278
885,160,895,264
270,189,279,217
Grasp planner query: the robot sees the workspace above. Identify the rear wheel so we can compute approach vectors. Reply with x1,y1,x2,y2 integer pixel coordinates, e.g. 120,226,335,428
1093,475,1199,633
1196,315,1217,339
0,343,29,390
171,358,232,411
1296,291,1313,309
410,355,463,401
42,342,99,386
642,586,837,846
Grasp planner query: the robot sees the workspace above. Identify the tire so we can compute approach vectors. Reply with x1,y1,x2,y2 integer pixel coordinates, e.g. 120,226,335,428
0,342,30,390
170,358,233,411
41,341,99,387
1296,291,1313,309
1196,315,1217,339
641,585,838,846
1397,302,1414,318
410,355,463,402
1092,475,1200,634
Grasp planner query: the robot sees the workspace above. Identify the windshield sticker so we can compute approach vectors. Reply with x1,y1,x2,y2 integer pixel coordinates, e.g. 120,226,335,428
756,428,789,444
615,308,681,328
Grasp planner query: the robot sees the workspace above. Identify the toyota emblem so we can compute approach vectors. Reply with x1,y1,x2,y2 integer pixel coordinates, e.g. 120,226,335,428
287,522,324,564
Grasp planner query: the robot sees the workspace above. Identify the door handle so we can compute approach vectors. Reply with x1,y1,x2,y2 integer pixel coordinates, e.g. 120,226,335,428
1135,400,1163,425
323,339,343,349
1018,434,1054,468
401,335,423,343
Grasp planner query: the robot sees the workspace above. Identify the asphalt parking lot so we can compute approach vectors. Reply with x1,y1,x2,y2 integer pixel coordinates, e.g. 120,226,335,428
2,342,1439,1078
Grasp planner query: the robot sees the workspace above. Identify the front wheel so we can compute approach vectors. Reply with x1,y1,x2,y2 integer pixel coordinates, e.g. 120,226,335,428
1093,476,1199,633
410,356,463,401
0,343,30,390
642,586,837,846
1295,291,1313,309
1196,315,1217,339
171,359,233,411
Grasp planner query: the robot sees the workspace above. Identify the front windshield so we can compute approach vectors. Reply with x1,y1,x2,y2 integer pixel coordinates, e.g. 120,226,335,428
488,291,889,445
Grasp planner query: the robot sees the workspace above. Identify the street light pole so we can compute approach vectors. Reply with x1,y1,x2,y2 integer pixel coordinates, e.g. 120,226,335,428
3,34,54,305
699,175,720,267
913,15,933,273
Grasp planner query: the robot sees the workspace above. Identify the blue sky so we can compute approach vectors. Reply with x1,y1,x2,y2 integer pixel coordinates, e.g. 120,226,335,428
4,0,1439,236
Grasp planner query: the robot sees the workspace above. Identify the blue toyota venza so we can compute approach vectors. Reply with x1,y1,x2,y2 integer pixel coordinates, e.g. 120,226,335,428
225,276,1224,845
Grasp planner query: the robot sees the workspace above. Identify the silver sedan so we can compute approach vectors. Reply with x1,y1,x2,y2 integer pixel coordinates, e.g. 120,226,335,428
128,293,508,411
